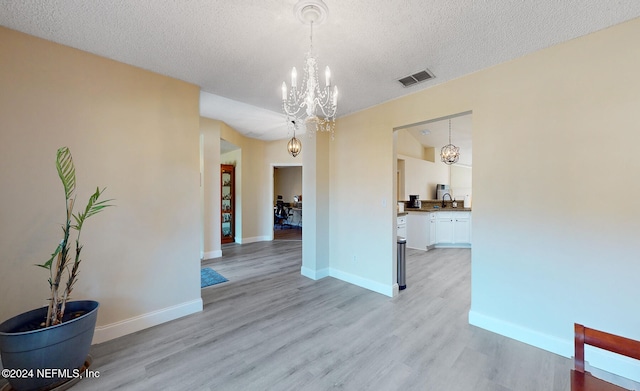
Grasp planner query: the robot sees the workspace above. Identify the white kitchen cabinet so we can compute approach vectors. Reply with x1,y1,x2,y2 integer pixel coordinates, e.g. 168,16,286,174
397,215,407,239
435,211,471,246
406,211,471,249
436,212,455,243
406,212,429,250
453,214,471,243
429,213,437,246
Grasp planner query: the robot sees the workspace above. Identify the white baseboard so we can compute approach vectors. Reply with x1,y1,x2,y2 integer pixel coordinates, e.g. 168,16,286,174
434,243,471,248
92,298,203,344
468,310,640,384
237,236,270,244
300,266,394,297
301,266,330,280
586,357,640,387
468,310,571,357
202,250,222,260
329,268,394,297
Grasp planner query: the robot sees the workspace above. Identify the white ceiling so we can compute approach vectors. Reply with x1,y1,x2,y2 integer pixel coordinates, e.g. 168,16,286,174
2,1,640,141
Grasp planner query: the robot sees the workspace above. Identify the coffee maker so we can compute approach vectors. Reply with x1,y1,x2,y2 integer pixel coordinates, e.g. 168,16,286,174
408,195,421,208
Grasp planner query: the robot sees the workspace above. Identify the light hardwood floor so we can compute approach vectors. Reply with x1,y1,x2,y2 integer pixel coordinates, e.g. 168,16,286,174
2,242,635,390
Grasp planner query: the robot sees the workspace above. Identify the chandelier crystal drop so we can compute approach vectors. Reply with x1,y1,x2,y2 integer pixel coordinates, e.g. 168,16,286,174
441,119,460,165
282,0,338,139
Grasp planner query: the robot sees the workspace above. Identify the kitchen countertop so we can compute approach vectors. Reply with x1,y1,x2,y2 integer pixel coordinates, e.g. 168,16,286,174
398,199,471,215
403,207,472,213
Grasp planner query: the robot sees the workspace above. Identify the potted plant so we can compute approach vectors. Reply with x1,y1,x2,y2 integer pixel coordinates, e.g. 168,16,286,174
0,147,112,391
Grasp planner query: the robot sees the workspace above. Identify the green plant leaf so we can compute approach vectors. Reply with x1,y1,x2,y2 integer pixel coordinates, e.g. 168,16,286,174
35,242,63,270
56,147,76,201
72,187,113,231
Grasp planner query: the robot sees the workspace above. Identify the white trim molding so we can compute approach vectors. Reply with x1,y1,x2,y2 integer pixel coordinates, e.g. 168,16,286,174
238,236,271,244
92,298,203,344
202,250,222,260
468,311,571,357
301,266,330,280
329,268,394,297
300,267,394,297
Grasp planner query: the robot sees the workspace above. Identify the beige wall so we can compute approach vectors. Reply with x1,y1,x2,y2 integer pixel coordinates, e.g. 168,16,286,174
274,167,302,203
399,154,449,201
329,17,640,380
398,154,471,202
265,136,304,164
302,131,331,279
330,108,396,294
450,165,472,201
200,119,222,259
397,128,450,200
0,27,202,342
396,128,425,159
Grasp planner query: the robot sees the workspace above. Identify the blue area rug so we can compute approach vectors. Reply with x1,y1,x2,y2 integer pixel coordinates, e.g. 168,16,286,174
201,267,228,288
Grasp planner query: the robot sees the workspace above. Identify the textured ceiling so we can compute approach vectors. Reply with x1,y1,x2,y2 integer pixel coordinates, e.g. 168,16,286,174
2,1,640,141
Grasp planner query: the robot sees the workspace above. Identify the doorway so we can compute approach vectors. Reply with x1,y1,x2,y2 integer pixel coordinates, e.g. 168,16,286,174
392,111,472,296
273,165,302,241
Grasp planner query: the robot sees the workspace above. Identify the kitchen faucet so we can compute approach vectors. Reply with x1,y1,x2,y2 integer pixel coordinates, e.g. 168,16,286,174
442,193,452,208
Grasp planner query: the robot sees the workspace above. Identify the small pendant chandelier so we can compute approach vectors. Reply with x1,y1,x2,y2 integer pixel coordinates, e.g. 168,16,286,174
287,121,302,157
441,119,460,165
281,0,338,139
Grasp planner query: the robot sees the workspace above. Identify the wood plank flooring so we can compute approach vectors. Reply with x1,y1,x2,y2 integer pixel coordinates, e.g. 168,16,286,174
273,226,302,241
2,243,637,390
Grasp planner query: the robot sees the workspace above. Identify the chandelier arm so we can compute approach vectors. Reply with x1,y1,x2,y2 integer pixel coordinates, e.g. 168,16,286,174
314,100,336,118
284,85,312,117
285,94,307,109
283,101,306,118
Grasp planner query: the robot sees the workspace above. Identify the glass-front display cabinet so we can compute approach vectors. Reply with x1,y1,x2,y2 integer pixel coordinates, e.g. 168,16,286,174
221,164,235,243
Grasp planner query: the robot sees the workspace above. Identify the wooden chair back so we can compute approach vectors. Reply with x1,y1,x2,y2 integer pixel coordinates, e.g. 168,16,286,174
572,323,640,391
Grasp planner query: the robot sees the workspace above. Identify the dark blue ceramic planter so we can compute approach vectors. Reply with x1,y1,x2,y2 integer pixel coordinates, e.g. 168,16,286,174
0,300,98,391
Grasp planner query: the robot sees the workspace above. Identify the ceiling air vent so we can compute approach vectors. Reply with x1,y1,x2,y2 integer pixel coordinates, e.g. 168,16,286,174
398,69,435,87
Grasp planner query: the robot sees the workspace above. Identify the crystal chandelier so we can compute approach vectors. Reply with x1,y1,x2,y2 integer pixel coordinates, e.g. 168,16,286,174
287,121,302,157
281,0,338,139
441,119,460,165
